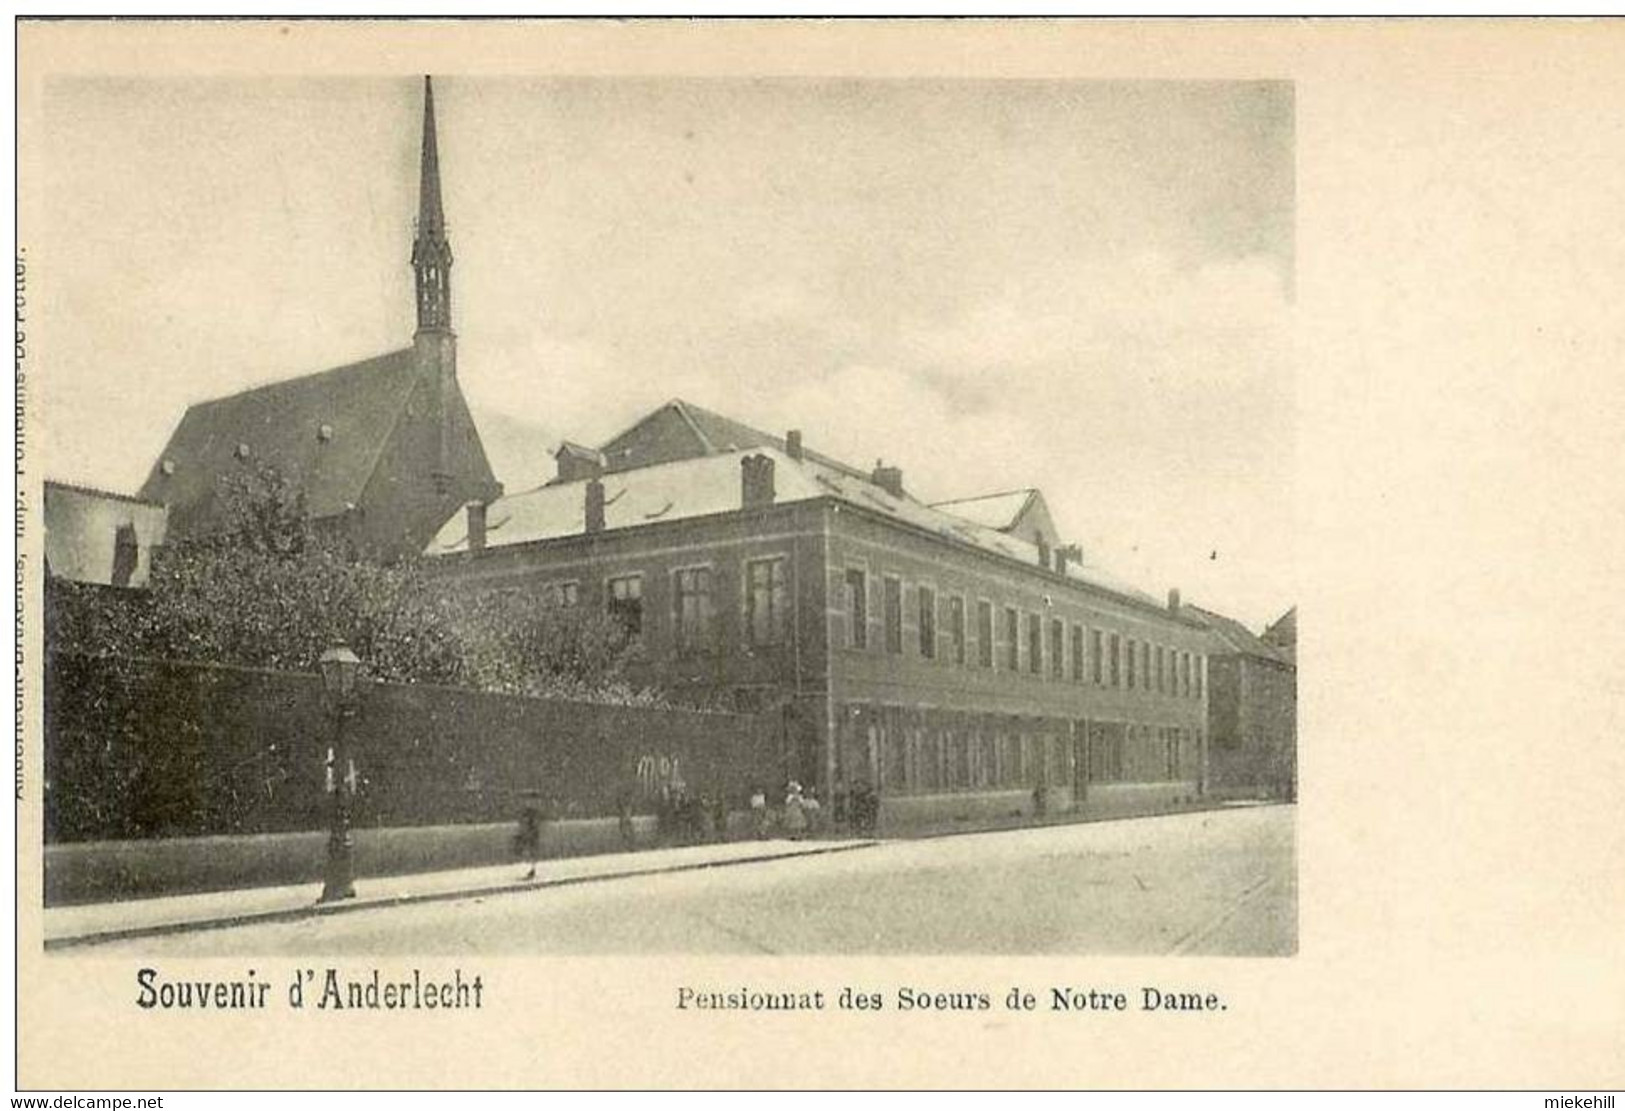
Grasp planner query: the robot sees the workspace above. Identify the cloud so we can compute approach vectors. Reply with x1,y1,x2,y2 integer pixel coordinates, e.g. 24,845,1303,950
901,252,1290,388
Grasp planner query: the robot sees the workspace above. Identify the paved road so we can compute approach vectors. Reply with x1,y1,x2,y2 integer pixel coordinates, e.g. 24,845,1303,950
99,805,1295,956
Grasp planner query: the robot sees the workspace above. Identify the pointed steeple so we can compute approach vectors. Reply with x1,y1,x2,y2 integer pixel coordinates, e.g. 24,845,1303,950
412,76,453,334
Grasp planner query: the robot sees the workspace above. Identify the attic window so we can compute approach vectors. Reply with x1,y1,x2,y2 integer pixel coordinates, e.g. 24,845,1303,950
160,459,175,476
317,423,334,442
235,442,251,460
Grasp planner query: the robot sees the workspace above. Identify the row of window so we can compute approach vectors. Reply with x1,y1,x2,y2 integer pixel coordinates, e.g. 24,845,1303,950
543,556,793,654
856,724,1198,795
842,568,1206,699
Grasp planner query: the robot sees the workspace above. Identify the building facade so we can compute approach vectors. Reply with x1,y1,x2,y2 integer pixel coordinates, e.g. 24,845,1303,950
1188,605,1297,800
432,425,1216,830
42,482,170,588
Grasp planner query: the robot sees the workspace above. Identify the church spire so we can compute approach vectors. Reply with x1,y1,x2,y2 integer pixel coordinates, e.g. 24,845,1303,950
412,76,453,334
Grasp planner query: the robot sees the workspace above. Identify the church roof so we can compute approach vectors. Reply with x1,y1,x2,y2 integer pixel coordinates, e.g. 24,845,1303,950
137,347,420,533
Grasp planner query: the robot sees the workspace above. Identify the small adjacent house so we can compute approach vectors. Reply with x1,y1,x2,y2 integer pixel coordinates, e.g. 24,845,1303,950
1188,604,1297,800
42,482,169,588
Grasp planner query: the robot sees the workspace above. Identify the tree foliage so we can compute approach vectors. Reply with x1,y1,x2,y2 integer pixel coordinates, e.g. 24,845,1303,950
46,464,663,705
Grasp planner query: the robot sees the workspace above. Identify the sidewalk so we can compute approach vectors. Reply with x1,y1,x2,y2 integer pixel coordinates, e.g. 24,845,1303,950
43,836,875,950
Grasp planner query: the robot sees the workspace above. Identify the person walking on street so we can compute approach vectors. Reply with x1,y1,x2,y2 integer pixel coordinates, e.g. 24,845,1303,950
749,783,769,839
802,785,823,836
514,790,544,881
783,780,809,841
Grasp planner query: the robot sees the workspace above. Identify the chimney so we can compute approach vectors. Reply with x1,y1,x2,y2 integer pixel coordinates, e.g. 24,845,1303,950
466,500,487,553
585,479,606,534
785,429,804,461
741,453,776,510
555,442,604,484
1168,588,1182,614
1055,543,1082,574
872,460,905,499
1035,533,1051,571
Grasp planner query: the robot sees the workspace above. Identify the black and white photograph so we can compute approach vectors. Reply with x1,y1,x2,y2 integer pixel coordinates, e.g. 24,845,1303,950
34,70,1297,959
14,16,1624,1096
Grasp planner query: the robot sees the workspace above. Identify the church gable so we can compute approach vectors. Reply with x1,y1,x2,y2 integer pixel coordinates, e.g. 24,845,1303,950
358,369,501,559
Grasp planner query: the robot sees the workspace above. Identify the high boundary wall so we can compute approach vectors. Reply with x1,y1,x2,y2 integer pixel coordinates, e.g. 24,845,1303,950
44,653,786,846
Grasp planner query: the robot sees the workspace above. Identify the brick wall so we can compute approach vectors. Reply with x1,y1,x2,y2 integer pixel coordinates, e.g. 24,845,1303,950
44,653,784,844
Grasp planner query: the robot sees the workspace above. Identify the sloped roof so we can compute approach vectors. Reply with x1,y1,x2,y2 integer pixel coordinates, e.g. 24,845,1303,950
931,488,1039,532
430,446,1168,613
1186,604,1292,664
1264,606,1296,644
599,399,870,481
138,348,419,531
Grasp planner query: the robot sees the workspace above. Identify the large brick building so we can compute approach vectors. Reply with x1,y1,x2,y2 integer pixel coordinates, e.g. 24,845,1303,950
430,411,1217,829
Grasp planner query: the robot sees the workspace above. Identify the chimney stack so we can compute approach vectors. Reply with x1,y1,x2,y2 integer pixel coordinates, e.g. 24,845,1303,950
466,500,487,553
1055,543,1082,574
585,478,606,534
555,442,605,484
1035,533,1051,571
1168,588,1182,614
741,454,776,510
785,429,804,461
872,460,905,499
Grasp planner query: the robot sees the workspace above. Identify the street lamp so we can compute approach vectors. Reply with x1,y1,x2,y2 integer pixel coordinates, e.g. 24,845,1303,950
318,644,362,904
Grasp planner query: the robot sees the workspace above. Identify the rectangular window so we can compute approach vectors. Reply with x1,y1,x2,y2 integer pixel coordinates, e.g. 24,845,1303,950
1004,608,1020,670
1070,625,1084,682
949,597,967,665
1027,613,1043,675
548,581,579,608
1091,629,1104,684
1126,638,1137,688
845,569,867,649
882,724,905,793
1141,641,1152,690
673,567,714,653
884,577,903,654
746,558,788,646
1181,652,1191,696
918,586,936,658
1109,633,1121,687
977,601,994,667
607,575,643,638
1050,619,1065,678
1156,645,1165,693
1196,655,1204,698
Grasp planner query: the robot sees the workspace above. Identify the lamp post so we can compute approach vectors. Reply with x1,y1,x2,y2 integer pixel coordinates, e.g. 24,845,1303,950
318,645,362,904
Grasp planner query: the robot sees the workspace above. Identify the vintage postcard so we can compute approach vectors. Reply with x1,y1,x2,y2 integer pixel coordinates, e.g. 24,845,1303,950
12,17,1625,1092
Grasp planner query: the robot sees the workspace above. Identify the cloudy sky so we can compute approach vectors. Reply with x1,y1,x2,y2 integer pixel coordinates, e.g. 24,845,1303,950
38,76,1293,627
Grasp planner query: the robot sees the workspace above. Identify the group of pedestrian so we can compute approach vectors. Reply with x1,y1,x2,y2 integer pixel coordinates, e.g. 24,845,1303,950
749,780,826,840
516,776,845,879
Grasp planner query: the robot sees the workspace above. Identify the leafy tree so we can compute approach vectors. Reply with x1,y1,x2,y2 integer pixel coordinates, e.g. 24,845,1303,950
46,464,662,704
